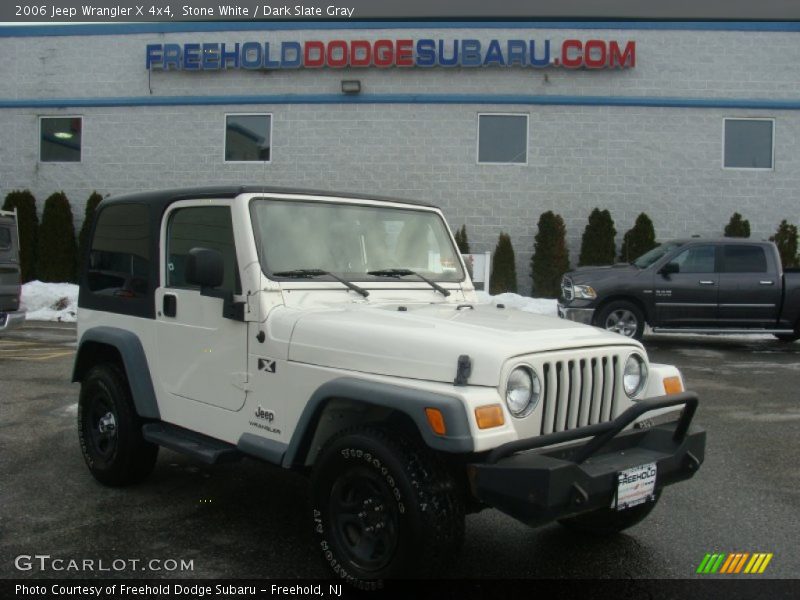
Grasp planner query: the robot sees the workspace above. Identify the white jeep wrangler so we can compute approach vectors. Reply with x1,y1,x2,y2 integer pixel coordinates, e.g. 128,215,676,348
73,187,705,583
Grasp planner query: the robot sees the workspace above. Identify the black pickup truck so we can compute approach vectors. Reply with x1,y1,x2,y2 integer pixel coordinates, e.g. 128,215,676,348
558,239,800,341
0,209,25,332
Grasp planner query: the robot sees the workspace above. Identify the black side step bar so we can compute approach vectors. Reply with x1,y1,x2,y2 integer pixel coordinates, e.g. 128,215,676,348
142,423,242,465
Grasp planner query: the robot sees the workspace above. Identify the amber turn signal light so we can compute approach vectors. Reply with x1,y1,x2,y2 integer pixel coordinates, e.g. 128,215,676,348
663,376,684,395
425,408,447,435
475,404,505,429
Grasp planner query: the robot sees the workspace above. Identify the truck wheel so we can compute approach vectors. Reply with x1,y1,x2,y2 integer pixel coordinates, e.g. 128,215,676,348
311,426,464,584
78,363,158,486
595,301,645,340
558,492,661,536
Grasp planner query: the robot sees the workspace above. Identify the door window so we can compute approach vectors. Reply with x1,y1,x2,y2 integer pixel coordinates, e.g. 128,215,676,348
0,227,10,250
721,245,768,273
671,245,716,273
166,206,240,293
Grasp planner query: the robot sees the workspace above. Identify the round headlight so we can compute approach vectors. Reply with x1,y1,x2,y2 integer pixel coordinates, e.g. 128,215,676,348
623,354,648,398
506,367,541,418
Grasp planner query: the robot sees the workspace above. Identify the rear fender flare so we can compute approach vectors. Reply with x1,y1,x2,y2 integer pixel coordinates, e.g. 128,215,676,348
72,326,160,419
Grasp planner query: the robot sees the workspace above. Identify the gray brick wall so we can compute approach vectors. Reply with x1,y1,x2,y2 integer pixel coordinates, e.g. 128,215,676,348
1,26,799,292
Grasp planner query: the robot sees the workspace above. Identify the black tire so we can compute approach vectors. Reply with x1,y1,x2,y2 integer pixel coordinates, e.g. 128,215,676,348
311,425,464,585
558,492,661,536
595,300,645,340
78,363,158,486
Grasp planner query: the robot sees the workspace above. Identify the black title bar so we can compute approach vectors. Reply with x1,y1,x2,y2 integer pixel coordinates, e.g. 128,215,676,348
4,579,800,600
3,1,800,23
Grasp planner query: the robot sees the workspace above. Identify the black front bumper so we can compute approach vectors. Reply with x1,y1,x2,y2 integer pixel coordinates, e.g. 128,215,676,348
469,392,705,526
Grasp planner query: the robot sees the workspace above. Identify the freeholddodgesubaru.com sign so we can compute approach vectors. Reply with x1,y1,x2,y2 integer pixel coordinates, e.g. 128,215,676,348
145,38,636,70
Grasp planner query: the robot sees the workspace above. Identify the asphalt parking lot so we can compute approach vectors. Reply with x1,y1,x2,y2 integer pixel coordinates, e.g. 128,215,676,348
1,322,798,580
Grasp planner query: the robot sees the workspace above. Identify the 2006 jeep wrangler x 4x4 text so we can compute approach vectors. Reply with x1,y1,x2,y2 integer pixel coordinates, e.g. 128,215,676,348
73,187,705,583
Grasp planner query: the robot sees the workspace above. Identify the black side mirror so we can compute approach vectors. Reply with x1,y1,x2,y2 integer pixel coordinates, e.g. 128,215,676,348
185,247,224,289
660,262,680,276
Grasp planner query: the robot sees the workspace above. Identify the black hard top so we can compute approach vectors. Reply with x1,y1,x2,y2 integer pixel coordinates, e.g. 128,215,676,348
102,186,436,211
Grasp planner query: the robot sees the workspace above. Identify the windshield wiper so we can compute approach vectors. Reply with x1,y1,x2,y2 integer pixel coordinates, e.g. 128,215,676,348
368,269,451,297
272,269,369,298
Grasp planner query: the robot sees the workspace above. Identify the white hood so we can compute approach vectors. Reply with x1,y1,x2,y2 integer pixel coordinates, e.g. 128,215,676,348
283,302,640,386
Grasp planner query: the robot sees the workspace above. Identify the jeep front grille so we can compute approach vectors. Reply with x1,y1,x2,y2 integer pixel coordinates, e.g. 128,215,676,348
539,355,619,434
561,276,574,301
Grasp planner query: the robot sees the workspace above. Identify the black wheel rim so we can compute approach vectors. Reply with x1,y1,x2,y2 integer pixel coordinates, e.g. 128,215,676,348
87,394,118,461
328,467,400,573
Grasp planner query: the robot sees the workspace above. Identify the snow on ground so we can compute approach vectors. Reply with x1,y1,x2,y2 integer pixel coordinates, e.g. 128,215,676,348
21,281,79,322
475,291,559,316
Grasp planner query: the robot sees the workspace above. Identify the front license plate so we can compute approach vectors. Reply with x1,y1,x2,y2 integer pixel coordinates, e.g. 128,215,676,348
613,463,657,510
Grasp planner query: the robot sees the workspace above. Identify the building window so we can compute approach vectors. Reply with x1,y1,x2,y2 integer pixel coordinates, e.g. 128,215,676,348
40,116,82,162
478,114,528,164
723,118,774,170
225,114,271,162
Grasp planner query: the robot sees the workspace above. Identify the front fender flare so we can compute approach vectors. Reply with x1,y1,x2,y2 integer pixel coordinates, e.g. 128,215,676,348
282,377,474,468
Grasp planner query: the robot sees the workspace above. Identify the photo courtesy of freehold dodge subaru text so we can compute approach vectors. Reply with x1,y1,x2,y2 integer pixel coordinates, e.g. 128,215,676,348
1,1,799,599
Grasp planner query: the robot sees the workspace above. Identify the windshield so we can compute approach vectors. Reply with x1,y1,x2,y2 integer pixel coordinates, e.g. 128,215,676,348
250,199,464,282
632,242,684,269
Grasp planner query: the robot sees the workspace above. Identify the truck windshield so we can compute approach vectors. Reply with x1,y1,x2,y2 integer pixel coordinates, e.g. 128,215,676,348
250,199,464,282
632,242,684,269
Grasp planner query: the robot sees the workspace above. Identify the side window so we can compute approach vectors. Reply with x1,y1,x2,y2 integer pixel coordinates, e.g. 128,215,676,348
722,245,768,273
166,206,239,294
88,204,150,298
671,245,716,274
0,227,10,250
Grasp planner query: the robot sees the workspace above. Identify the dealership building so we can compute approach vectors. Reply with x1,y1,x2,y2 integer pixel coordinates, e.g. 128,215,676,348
1,21,798,290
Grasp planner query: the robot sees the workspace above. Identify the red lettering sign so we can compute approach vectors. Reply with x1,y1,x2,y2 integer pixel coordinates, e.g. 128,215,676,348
303,41,324,68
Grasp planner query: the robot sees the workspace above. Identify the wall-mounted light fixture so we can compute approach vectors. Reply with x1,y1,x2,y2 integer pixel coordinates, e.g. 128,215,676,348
341,80,362,95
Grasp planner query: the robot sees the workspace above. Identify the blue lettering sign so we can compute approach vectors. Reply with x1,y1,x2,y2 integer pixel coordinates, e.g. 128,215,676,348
202,43,220,69
183,43,201,70
415,39,436,67
280,41,302,68
220,42,240,69
461,39,481,67
483,40,505,66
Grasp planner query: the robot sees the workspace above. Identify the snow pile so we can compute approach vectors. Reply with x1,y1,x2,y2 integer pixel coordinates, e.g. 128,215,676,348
21,281,79,322
476,291,558,316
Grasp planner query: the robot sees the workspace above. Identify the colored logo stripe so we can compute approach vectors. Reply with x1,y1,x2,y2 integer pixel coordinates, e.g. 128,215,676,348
697,552,773,574
744,553,773,574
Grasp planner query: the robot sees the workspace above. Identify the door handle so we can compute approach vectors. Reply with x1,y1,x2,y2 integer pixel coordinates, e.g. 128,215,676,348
698,280,715,286
759,280,774,285
163,294,177,318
